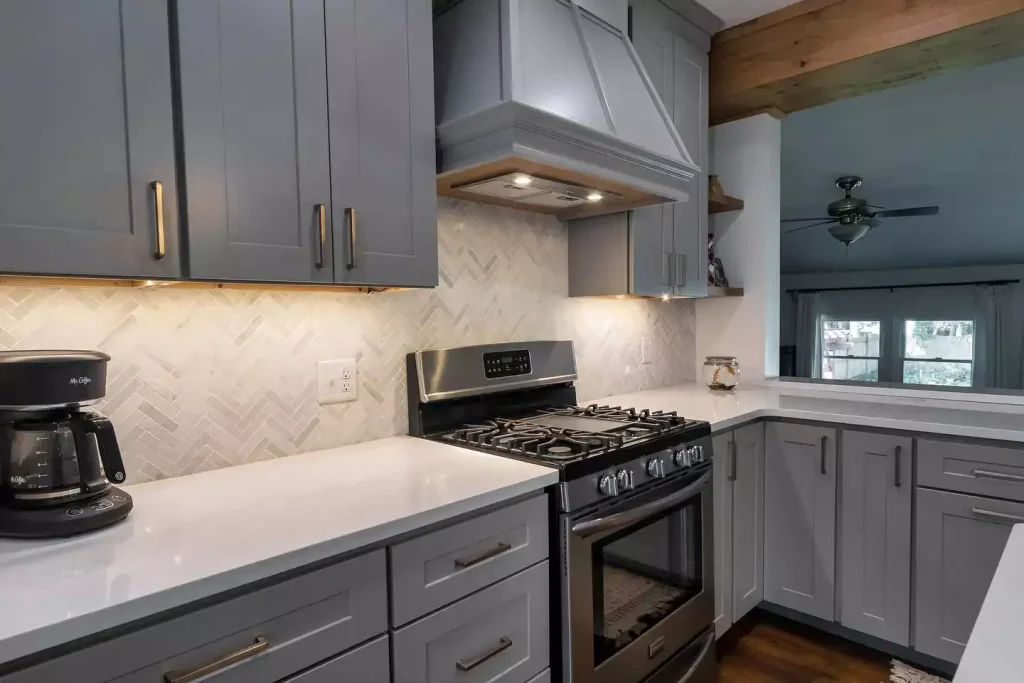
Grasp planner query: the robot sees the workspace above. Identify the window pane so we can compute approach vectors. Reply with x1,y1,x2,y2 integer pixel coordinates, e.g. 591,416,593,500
903,360,973,387
822,357,879,382
904,320,974,360
822,320,881,358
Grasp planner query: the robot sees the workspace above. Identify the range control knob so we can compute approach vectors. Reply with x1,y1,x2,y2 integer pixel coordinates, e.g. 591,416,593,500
598,475,618,497
673,448,690,467
616,469,632,491
646,458,665,478
691,445,705,463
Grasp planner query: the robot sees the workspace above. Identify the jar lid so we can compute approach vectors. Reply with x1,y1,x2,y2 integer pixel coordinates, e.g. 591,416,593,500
705,356,738,362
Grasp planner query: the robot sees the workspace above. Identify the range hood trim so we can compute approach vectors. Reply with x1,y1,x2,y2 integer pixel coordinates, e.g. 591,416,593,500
437,100,697,202
434,0,700,210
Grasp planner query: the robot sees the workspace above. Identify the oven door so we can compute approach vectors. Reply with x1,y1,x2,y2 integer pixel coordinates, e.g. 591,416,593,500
563,465,714,683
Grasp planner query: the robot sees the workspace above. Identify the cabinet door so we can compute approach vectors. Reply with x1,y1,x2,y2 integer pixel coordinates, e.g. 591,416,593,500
712,432,733,639
629,207,674,297
177,0,333,283
915,488,1023,663
327,0,438,288
732,422,764,622
0,0,179,278
764,422,837,621
839,431,912,645
669,36,708,298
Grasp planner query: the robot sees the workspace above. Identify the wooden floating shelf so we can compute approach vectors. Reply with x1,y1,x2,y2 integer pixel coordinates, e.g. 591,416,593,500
706,286,744,297
709,195,745,214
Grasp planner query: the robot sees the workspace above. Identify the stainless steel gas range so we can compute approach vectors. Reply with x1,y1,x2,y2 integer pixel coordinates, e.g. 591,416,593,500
407,341,717,683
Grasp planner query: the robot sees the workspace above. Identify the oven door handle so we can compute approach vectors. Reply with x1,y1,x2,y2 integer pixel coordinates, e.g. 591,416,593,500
571,470,711,538
676,630,715,683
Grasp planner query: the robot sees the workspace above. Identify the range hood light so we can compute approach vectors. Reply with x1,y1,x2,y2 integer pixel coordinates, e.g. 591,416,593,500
513,174,533,186
587,192,603,202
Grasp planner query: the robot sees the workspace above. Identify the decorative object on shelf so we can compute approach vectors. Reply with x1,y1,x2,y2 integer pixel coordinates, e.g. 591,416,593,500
709,175,744,214
704,356,740,391
707,234,730,287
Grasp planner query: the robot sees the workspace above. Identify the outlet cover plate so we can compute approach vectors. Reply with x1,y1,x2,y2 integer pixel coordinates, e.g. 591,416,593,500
318,358,358,404
640,336,652,365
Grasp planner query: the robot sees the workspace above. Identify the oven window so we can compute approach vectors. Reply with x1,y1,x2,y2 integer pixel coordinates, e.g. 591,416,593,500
592,497,703,666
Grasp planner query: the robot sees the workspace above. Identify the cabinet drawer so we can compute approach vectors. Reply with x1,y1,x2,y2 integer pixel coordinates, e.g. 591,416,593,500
392,561,549,683
7,550,386,683
390,494,548,625
918,439,1024,502
282,635,389,683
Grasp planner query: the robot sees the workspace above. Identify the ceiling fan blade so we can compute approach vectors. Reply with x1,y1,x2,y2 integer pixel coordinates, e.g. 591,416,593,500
782,217,833,223
872,206,939,219
784,220,837,235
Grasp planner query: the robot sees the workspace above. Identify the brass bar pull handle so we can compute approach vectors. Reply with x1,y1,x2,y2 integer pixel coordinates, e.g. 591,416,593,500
820,435,827,475
151,181,165,260
974,469,1024,483
456,636,512,672
346,207,357,270
454,541,512,569
314,204,326,269
894,445,902,488
164,636,269,683
676,253,686,288
971,508,1024,524
729,440,737,482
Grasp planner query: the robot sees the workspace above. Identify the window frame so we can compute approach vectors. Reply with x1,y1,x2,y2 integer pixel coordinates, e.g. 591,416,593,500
896,319,976,388
818,317,883,383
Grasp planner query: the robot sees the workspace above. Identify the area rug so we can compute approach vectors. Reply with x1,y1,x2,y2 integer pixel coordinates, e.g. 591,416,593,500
890,660,950,683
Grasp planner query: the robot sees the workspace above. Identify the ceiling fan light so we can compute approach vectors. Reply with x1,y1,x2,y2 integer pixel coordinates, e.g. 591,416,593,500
828,223,871,246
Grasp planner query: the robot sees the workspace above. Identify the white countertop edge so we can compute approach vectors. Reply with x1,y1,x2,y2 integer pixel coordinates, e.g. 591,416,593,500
0,469,558,668
769,378,1024,410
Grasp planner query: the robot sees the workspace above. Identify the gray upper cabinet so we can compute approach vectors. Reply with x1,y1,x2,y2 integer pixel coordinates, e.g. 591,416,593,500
764,422,837,622
731,423,764,622
630,0,708,298
839,431,913,646
0,0,180,279
327,0,438,288
177,0,334,284
915,488,1024,663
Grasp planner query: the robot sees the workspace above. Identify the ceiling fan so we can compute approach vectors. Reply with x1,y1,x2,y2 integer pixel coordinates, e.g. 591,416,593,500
783,176,939,246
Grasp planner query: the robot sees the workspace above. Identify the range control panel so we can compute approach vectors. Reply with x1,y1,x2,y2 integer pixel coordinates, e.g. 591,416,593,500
483,349,532,379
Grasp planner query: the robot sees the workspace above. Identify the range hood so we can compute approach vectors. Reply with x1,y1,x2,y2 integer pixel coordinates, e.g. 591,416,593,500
433,0,699,219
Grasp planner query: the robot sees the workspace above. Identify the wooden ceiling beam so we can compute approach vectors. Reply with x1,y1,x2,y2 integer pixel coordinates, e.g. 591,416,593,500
709,0,1024,125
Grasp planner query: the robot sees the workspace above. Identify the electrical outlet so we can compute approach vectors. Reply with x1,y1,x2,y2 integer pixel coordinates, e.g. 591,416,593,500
640,336,652,365
317,358,358,405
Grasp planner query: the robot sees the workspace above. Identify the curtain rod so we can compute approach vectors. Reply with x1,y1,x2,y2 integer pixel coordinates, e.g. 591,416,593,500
786,279,1020,295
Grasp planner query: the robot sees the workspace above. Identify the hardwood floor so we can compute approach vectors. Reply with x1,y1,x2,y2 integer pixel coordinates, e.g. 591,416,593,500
717,613,891,683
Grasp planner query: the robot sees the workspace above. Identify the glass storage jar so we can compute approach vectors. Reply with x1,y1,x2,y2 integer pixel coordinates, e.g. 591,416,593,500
704,356,740,391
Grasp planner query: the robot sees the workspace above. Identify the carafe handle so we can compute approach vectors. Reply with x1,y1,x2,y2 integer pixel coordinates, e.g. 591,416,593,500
76,414,126,486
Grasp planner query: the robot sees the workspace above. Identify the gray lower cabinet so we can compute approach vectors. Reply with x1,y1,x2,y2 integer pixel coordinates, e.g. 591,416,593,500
0,0,180,279
392,562,550,683
731,423,765,622
390,495,548,626
764,422,837,621
176,0,334,284
712,424,765,640
711,431,734,638
327,0,438,288
283,635,389,683
914,488,1024,663
839,431,913,646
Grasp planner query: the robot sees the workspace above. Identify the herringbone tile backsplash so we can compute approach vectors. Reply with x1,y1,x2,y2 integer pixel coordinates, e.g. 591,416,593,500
0,199,695,482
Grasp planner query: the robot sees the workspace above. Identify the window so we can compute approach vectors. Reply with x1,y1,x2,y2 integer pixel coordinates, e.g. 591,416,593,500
901,320,974,388
820,319,881,382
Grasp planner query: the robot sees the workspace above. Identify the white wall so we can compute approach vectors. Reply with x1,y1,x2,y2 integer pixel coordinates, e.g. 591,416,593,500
696,114,782,382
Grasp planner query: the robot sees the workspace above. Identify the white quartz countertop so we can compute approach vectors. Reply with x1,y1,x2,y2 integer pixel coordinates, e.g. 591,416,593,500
954,524,1024,682
594,382,1024,443
0,436,558,668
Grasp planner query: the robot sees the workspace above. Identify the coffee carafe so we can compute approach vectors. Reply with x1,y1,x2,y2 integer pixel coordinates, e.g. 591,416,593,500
0,351,133,538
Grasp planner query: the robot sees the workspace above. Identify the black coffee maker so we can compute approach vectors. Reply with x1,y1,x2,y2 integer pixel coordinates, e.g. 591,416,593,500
0,351,133,538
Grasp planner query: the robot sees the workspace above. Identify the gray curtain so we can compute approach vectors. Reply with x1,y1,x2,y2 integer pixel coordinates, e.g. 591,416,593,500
794,292,821,378
976,284,1023,390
